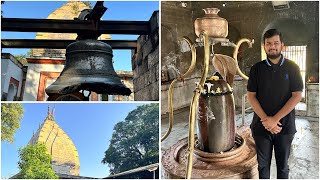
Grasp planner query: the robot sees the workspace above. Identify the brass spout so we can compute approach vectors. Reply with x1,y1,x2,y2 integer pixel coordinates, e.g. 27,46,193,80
161,37,197,142
233,38,254,80
186,31,210,179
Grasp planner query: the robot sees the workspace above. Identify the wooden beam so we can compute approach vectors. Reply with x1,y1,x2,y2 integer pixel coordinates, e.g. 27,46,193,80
1,18,150,35
1,39,137,49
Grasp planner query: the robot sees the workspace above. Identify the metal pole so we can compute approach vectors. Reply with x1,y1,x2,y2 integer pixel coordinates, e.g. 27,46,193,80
242,94,245,126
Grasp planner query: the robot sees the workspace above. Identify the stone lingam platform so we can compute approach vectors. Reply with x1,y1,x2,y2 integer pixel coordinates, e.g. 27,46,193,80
162,127,258,179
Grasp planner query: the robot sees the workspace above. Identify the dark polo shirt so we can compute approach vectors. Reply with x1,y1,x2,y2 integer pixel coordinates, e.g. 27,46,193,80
247,55,303,135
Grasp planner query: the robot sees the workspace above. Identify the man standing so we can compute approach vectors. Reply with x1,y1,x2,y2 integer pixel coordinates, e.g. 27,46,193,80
247,29,303,179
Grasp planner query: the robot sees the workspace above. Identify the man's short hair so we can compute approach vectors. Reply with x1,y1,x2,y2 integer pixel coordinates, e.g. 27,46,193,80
263,29,283,44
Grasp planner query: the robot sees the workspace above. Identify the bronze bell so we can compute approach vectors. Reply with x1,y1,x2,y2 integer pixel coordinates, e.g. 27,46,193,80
46,39,131,97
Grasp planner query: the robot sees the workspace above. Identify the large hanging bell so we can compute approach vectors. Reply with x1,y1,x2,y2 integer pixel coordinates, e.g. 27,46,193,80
46,39,131,96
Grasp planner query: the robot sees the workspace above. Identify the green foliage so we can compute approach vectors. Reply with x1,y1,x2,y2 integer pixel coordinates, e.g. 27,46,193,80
15,54,27,65
1,103,24,143
82,1,92,8
15,50,31,65
102,104,159,177
17,143,58,179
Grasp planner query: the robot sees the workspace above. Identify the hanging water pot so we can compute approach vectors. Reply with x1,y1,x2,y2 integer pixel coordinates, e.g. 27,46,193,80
194,8,228,38
196,77,235,153
45,39,131,97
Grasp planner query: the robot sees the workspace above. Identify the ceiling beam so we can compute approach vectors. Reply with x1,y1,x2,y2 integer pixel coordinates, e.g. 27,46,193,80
1,18,150,35
1,39,137,49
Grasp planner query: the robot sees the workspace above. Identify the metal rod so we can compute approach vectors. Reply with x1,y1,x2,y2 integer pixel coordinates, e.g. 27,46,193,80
1,39,137,49
186,31,210,179
161,37,197,142
2,18,150,35
242,93,252,126
232,38,254,80
242,94,246,126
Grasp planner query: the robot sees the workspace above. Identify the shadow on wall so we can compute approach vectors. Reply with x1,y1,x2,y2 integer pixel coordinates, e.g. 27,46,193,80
7,83,17,101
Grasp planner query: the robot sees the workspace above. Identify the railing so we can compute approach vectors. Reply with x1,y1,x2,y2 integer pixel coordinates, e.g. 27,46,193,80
241,94,252,126
282,46,307,100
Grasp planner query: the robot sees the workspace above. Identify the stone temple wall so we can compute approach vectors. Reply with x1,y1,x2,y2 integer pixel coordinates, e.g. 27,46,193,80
131,11,159,101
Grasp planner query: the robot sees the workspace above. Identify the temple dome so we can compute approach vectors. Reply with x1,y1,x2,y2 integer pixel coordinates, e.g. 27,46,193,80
28,106,80,176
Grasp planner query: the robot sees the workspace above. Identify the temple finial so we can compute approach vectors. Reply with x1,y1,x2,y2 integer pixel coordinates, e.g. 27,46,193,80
46,105,54,120
52,104,56,116
47,105,50,116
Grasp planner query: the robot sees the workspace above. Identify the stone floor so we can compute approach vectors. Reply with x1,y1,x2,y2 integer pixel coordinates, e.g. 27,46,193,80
161,107,319,179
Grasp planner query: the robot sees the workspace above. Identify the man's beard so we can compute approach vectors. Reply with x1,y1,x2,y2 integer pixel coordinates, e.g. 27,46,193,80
266,52,282,59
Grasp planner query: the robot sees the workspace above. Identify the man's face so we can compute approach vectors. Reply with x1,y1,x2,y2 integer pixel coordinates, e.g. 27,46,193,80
264,35,284,59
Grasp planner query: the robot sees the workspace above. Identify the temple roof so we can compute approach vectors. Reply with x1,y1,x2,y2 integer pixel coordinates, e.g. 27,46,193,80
28,106,80,176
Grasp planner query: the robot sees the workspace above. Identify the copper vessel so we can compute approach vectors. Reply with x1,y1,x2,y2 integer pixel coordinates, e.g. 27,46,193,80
194,8,228,38
197,78,235,153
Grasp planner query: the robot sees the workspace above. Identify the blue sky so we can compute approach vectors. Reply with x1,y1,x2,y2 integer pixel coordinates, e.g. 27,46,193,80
1,1,159,71
1,103,157,178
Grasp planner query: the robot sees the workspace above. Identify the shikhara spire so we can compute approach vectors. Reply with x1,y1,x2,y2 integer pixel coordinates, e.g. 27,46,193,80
28,105,80,175
46,105,55,121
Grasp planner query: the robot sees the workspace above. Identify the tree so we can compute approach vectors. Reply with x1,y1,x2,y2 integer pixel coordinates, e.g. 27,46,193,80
1,1,5,17
102,104,159,177
15,50,32,65
16,143,58,179
82,1,92,8
1,103,24,143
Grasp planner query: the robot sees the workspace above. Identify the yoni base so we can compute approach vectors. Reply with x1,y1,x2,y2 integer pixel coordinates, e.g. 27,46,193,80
162,134,258,179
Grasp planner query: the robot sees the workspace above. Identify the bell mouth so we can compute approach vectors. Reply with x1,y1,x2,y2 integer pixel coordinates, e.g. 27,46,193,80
45,76,132,97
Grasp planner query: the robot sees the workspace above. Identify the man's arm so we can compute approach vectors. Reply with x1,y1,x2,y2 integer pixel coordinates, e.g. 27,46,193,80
247,91,267,120
274,91,302,121
261,91,302,130
247,91,283,134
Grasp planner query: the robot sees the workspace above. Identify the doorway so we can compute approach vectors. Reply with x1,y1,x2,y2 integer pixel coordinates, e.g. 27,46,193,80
282,45,307,100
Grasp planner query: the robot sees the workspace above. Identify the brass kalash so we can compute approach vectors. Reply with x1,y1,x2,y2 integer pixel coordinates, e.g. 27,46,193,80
162,8,258,179
46,2,131,101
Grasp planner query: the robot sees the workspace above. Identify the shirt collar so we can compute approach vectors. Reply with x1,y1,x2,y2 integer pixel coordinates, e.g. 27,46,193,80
265,54,284,66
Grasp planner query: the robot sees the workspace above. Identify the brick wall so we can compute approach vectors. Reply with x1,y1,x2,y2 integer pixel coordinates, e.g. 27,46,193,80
131,11,159,101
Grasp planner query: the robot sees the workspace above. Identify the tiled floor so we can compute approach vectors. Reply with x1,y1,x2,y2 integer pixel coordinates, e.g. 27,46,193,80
161,107,319,179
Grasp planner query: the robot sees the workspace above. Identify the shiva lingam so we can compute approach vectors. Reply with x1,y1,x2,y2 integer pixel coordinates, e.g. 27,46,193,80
162,8,258,179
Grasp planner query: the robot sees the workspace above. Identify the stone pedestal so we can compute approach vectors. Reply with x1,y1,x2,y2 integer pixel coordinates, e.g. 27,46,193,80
306,83,319,117
162,127,258,179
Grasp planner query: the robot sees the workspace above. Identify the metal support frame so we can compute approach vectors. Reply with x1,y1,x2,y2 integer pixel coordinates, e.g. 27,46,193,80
2,18,150,35
1,39,137,49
